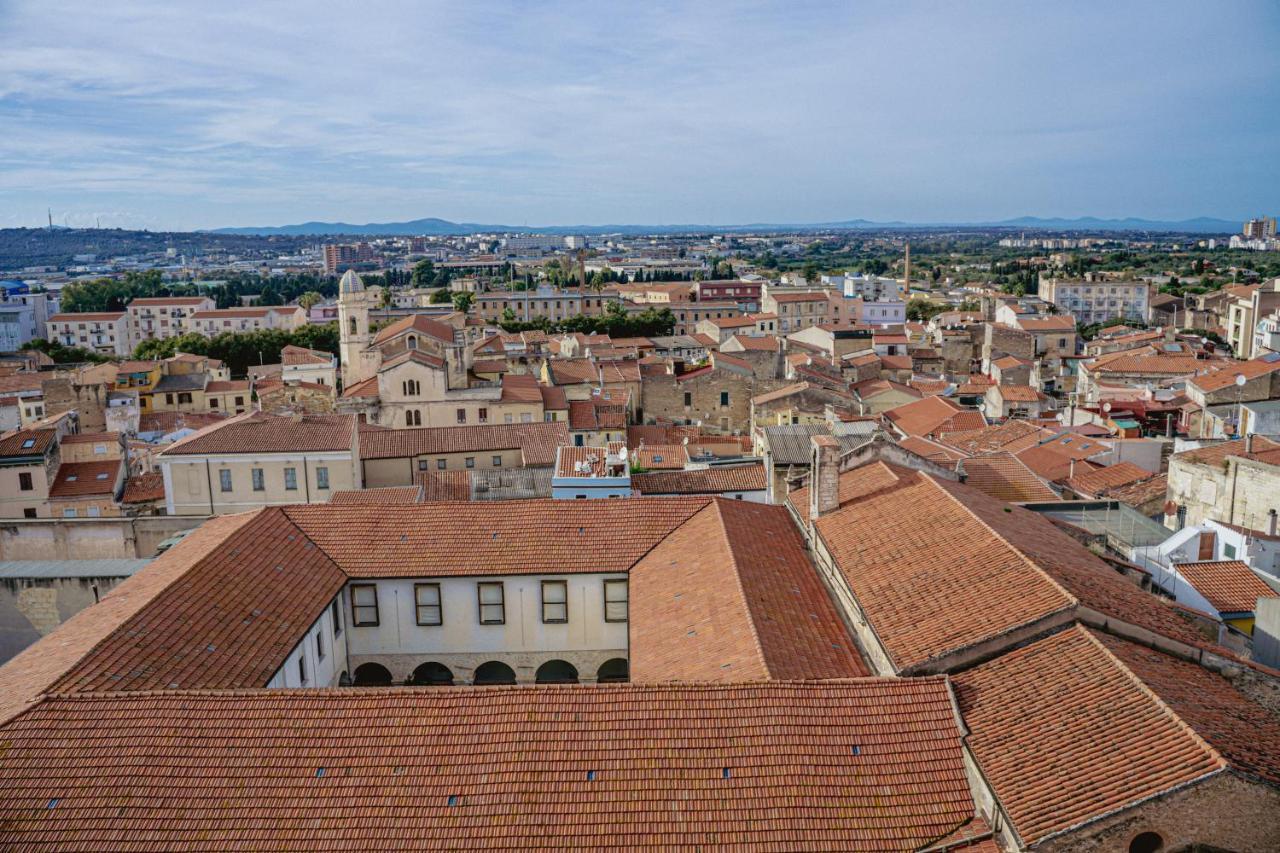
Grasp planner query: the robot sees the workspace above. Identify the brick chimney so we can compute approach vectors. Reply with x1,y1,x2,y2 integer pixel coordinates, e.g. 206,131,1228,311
809,434,841,519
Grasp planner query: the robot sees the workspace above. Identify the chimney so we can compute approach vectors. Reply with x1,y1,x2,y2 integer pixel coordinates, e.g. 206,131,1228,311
1245,433,1254,454
1269,509,1277,538
1069,458,1076,480
902,242,911,293
809,434,841,519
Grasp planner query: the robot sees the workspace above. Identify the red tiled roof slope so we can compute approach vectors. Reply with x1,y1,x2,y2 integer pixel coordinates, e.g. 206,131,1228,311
0,680,979,850
1173,560,1278,614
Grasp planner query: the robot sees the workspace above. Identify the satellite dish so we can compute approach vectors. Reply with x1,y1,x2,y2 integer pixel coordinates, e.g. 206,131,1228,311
1102,402,1111,413
618,446,628,461
1235,373,1247,387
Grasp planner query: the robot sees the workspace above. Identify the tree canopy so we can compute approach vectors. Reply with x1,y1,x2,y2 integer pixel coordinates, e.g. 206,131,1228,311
132,323,339,377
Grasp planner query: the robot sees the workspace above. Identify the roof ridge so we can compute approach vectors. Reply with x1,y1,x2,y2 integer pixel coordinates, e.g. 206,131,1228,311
710,500,773,678
925,472,1080,610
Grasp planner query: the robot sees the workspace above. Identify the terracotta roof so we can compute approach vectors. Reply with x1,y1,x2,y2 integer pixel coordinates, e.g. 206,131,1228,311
127,296,211,306
0,680,981,850
1190,356,1280,392
280,344,334,366
632,444,688,470
631,463,766,495
329,485,424,505
159,413,356,455
413,470,473,501
1065,461,1151,497
547,358,597,385
568,398,627,431
1173,560,1277,614
283,498,710,578
750,381,814,406
115,360,159,373
48,312,125,322
205,379,251,393
358,422,568,466
961,452,1060,503
378,348,446,372
538,383,568,410
48,460,121,498
1088,353,1206,375
497,373,541,404
884,396,986,437
727,334,779,351
1172,436,1280,467
371,314,456,346
121,472,166,504
1099,471,1167,508
937,420,1051,455
630,501,867,681
555,445,618,478
798,462,1209,671
878,354,913,370
992,384,1043,403
0,373,44,394
954,626,1228,846
769,290,829,302
58,431,120,445
1016,445,1102,483
897,435,967,463
908,378,949,395
188,308,270,319
339,375,379,398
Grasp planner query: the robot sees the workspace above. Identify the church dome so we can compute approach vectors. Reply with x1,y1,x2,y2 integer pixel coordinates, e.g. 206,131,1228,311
339,270,365,295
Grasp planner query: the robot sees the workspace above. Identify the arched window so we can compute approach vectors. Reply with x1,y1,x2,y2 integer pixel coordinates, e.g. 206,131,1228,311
1128,832,1163,853
406,409,421,427
535,660,578,684
596,658,629,683
407,335,418,350
352,662,393,686
348,316,357,335
411,662,454,686
473,661,516,685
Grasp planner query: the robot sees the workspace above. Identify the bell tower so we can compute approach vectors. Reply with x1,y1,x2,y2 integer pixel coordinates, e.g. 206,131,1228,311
337,270,373,386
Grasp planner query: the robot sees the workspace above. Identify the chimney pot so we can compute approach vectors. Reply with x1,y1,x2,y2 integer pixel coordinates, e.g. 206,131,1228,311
1269,509,1278,538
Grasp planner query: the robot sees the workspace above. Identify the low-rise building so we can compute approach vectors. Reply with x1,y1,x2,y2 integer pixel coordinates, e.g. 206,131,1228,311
46,312,132,356
126,296,216,342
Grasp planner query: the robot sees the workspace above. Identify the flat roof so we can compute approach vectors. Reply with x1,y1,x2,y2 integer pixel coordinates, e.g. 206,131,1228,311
0,559,151,579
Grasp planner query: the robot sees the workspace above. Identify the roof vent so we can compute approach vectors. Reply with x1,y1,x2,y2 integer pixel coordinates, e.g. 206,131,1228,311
586,770,596,781
722,768,731,779
447,795,459,807
315,767,325,777
47,799,58,809
851,745,861,756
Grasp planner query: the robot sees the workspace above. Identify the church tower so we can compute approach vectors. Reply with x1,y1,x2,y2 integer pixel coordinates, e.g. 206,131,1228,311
337,270,374,386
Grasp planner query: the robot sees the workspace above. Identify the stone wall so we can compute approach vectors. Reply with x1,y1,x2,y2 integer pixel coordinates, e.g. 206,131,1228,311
640,368,760,433
41,377,109,432
0,574,133,664
0,516,206,560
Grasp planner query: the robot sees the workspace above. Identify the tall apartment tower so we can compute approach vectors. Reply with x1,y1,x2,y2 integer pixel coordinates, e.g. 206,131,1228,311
1244,217,1277,240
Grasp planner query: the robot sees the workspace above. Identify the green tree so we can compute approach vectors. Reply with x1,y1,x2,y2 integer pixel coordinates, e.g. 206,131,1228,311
428,288,451,304
411,259,436,287
451,291,474,313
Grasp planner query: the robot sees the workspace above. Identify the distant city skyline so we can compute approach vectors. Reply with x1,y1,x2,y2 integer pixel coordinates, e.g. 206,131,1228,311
2,1,1278,232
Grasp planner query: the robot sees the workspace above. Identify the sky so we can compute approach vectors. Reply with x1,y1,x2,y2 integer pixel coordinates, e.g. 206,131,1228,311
1,1,1278,232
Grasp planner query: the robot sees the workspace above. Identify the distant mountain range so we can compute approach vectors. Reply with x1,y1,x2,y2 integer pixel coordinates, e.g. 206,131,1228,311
209,215,1241,237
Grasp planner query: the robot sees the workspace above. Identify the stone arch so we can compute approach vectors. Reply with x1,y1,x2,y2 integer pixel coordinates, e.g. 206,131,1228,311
473,660,517,685
1128,832,1163,853
535,659,579,684
353,662,393,686
596,658,629,683
411,661,454,686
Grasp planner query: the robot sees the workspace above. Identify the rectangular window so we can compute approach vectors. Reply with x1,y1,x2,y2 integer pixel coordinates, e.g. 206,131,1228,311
219,469,232,492
477,582,505,624
298,655,306,684
316,632,325,660
436,459,446,470
683,391,692,407
418,459,429,471
541,580,568,624
316,467,330,490
284,467,298,490
350,584,379,626
521,412,532,423
604,579,629,623
415,583,442,626
177,392,192,404
465,457,475,469
18,472,33,491
23,508,37,518
1224,543,1237,559
331,598,342,635
720,391,729,407
492,455,502,467
252,468,264,491
478,407,488,423
63,508,77,518
456,408,466,424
